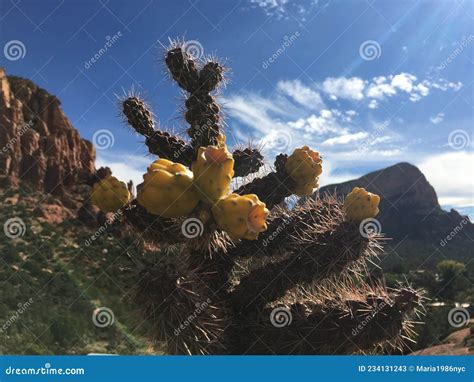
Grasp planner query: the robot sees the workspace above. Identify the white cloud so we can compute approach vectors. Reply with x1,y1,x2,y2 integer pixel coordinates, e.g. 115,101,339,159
391,73,417,92
362,73,457,104
224,94,290,134
368,99,379,109
277,79,325,110
419,151,474,207
318,159,363,188
366,82,396,99
430,79,463,92
321,132,368,146
321,77,365,100
430,112,445,125
409,93,423,102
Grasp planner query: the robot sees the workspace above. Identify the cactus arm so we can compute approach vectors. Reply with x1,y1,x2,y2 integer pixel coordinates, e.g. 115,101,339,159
122,200,183,244
166,45,225,148
234,154,296,209
235,287,422,354
230,197,383,310
145,131,194,166
165,47,201,93
234,172,295,209
232,147,264,177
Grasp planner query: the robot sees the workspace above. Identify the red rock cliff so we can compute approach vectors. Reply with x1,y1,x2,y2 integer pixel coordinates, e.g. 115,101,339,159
0,68,95,194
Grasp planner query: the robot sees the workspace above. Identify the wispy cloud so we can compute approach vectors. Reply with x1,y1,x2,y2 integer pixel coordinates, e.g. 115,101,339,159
225,71,459,160
224,70,469,208
321,72,460,104
430,112,445,125
277,79,325,110
321,77,365,101
321,132,368,146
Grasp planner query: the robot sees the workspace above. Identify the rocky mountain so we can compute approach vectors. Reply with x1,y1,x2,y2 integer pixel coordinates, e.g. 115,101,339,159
318,162,474,243
0,68,96,195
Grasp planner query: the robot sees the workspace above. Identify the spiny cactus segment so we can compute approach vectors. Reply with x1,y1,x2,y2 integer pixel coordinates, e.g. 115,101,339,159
88,39,423,355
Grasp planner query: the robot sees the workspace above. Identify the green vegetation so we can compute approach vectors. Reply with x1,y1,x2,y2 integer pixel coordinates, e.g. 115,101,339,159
0,187,156,355
383,256,473,352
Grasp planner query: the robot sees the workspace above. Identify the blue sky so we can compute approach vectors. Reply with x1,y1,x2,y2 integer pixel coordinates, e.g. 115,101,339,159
1,0,473,215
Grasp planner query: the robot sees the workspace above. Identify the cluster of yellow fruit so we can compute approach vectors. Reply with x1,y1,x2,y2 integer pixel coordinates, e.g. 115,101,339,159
285,146,323,196
90,144,327,241
343,187,380,221
136,144,268,240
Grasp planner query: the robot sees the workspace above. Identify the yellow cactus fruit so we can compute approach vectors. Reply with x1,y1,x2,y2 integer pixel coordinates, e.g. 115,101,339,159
137,158,199,218
216,132,226,148
91,175,131,213
285,146,323,196
343,187,380,221
212,193,269,240
192,145,234,204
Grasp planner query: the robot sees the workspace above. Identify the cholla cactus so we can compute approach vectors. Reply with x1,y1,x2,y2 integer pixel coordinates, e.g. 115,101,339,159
92,40,424,355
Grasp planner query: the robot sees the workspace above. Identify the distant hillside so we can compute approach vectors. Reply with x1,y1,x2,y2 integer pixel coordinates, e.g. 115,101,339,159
0,69,154,354
0,186,156,355
318,163,474,270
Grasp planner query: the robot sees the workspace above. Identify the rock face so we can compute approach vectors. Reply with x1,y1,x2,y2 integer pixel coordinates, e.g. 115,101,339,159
412,326,474,355
0,68,95,194
318,162,473,241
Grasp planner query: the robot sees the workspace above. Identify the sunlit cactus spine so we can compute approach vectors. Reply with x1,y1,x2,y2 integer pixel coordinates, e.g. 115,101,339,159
90,39,424,355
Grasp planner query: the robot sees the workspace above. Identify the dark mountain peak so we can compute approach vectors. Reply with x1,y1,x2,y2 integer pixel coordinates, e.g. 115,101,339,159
318,162,472,241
